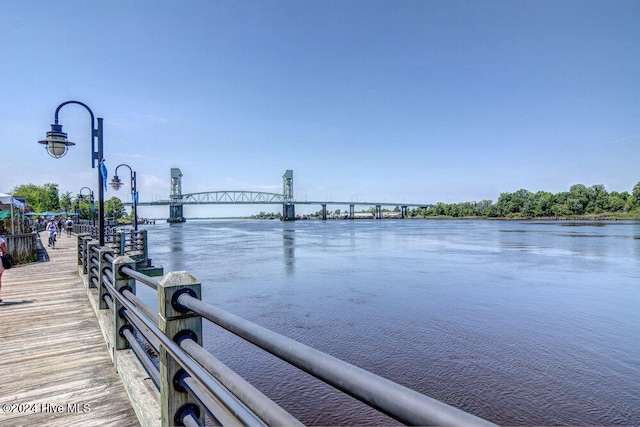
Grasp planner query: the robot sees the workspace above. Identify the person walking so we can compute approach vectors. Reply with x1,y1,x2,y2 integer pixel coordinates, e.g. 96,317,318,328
65,217,73,237
0,236,8,303
47,218,58,249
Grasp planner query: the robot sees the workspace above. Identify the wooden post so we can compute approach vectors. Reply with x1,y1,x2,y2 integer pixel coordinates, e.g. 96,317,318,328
158,272,203,427
77,233,89,268
118,230,126,256
98,246,115,310
78,234,92,275
140,229,149,263
113,255,137,353
86,240,100,289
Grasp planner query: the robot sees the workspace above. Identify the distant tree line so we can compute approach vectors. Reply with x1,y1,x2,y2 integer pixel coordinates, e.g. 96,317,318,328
251,211,282,219
7,181,640,221
408,182,640,218
9,183,128,220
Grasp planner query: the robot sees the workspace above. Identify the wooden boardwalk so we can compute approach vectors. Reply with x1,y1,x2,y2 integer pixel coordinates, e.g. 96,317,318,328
0,231,140,426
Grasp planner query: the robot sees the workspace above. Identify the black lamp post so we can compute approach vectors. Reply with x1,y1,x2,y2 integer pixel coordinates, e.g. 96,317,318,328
66,196,78,221
38,101,105,245
78,187,95,226
110,163,138,231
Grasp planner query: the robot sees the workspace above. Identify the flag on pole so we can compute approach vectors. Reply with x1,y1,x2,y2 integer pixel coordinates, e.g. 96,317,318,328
100,160,108,191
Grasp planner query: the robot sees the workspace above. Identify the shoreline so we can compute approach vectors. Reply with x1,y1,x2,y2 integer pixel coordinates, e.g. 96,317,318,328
140,215,640,222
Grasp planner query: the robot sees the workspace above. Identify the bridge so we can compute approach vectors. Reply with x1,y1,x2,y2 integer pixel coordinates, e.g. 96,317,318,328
136,169,431,222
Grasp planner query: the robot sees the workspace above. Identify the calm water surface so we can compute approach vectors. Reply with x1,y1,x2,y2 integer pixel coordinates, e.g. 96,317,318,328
142,219,640,426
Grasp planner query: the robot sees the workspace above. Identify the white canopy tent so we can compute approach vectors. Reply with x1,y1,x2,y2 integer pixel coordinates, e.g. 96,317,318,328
0,192,26,235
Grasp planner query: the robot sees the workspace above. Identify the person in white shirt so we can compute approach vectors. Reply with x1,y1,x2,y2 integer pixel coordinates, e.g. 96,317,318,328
46,218,58,248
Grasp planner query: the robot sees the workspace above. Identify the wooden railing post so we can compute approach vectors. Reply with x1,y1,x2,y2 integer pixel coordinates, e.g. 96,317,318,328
78,234,92,275
112,231,120,254
118,230,127,256
76,233,85,268
98,246,115,310
158,272,204,427
112,255,137,354
86,240,100,289
140,229,149,262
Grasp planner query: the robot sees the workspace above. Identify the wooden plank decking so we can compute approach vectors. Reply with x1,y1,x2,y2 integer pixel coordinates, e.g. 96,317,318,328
0,231,140,426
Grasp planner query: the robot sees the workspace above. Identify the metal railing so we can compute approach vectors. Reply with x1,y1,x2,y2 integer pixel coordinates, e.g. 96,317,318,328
74,223,144,255
75,223,158,274
77,233,496,426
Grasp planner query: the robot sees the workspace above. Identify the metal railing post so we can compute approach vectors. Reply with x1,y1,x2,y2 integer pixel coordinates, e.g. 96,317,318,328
98,246,114,310
158,272,204,427
87,240,100,289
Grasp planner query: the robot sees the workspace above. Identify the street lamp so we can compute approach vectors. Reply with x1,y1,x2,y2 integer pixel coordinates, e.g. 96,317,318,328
78,187,95,226
38,100,105,245
110,163,138,231
66,196,78,221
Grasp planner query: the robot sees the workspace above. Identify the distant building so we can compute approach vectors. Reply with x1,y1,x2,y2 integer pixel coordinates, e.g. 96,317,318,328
382,212,402,218
353,212,375,219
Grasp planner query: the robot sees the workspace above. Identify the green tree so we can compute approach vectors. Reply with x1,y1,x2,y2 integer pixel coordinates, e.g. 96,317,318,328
631,182,640,210
534,191,554,217
495,189,533,217
476,200,494,216
77,200,94,220
590,184,608,213
12,183,60,212
567,184,589,215
12,184,43,211
59,191,74,213
105,197,125,219
606,192,626,212
44,183,60,211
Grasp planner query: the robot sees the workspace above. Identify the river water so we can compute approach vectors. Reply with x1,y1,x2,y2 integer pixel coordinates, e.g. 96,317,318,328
141,219,640,426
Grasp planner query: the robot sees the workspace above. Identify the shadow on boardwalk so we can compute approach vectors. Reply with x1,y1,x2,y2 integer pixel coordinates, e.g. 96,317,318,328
0,232,139,426
36,232,50,262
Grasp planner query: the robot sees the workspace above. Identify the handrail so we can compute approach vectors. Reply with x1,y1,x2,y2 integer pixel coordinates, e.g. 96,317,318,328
120,265,159,289
122,289,159,325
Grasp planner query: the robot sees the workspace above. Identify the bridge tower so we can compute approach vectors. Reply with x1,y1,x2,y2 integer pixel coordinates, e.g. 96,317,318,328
168,168,186,223
282,170,295,221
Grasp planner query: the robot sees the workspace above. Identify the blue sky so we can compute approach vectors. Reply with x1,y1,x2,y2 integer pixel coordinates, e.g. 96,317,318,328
1,0,638,217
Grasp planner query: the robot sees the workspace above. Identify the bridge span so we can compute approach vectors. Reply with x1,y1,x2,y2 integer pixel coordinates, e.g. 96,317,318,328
134,169,431,221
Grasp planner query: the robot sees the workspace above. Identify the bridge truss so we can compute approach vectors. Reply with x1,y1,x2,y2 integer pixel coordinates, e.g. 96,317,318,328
140,191,429,208
173,191,287,205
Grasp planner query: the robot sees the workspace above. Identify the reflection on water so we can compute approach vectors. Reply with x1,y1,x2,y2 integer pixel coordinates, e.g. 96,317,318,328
282,226,295,277
146,219,640,426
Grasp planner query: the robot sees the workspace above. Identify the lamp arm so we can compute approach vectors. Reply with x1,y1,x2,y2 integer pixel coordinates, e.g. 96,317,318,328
54,100,95,126
114,163,133,177
114,163,136,194
54,100,99,168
